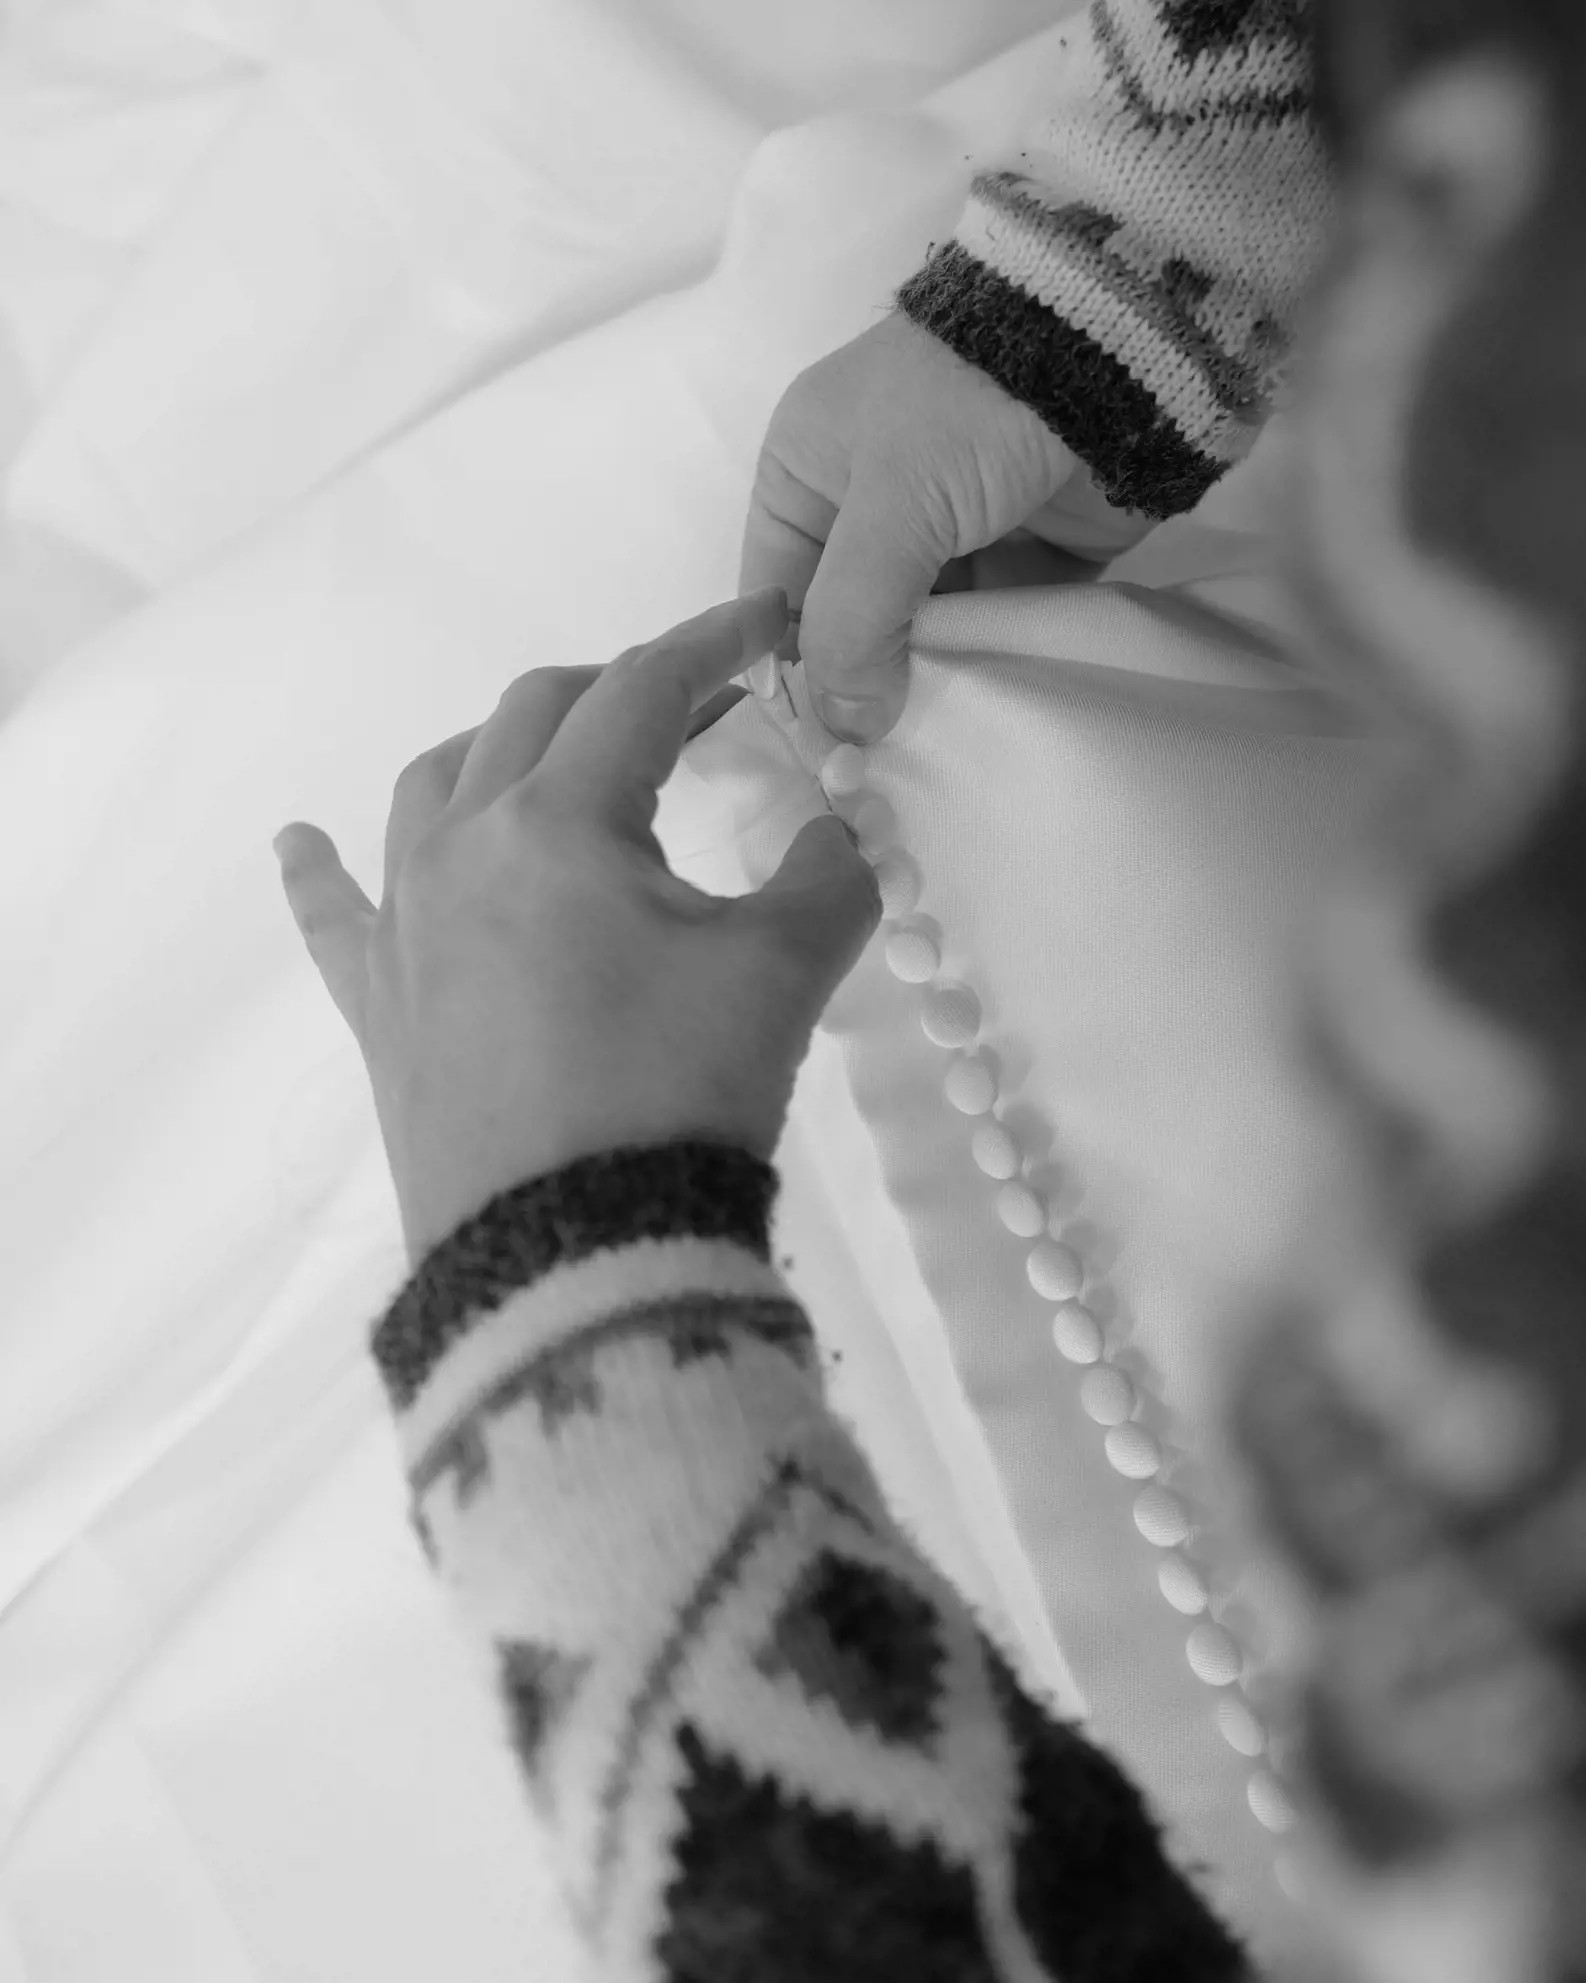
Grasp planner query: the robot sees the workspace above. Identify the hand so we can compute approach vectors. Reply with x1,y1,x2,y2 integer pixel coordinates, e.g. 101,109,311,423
738,309,1155,746
273,588,882,1264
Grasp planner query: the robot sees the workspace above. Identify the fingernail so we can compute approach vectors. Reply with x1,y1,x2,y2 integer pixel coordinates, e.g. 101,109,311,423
816,692,890,745
744,655,779,700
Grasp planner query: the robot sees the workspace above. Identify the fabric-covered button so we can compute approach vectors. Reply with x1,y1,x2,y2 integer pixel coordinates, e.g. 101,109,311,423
1158,1556,1209,1615
1026,1239,1083,1301
886,929,939,984
873,852,919,918
998,1184,1047,1238
1051,1303,1103,1364
1186,1623,1243,1688
1216,1696,1267,1757
1080,1366,1135,1426
921,984,981,1049
945,1056,997,1115
1106,1424,1162,1479
972,1122,1021,1180
819,744,866,799
1248,1771,1295,1833
1134,1486,1191,1547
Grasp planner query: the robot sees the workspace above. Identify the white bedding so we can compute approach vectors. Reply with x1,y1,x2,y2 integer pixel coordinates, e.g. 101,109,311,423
0,4,1122,1978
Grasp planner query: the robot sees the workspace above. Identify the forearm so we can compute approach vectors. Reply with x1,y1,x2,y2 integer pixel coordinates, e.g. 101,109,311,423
372,1137,1252,1980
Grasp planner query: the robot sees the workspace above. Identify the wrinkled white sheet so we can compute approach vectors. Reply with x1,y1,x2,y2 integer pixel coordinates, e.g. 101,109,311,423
0,4,1108,1979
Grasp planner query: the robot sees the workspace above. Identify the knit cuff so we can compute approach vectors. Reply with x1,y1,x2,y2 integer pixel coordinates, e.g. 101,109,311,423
371,1136,1256,1983
892,0,1331,523
894,189,1280,522
371,1137,780,1412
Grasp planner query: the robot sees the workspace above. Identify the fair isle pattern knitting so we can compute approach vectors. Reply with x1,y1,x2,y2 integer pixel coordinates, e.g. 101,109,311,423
372,1141,1252,1982
895,0,1333,519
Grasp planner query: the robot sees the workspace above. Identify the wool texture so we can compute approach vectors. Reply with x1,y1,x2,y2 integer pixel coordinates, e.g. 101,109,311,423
895,0,1332,517
373,1142,1252,1981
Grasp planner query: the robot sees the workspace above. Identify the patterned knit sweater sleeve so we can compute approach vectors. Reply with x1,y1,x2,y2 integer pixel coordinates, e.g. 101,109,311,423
895,0,1333,520
371,1138,1253,1982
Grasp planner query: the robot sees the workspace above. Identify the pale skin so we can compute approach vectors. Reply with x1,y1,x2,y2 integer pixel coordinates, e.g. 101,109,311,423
730,307,1155,744
274,311,1149,1260
274,586,881,1265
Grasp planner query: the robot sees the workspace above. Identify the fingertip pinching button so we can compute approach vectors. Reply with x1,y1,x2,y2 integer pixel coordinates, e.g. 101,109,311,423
819,744,867,800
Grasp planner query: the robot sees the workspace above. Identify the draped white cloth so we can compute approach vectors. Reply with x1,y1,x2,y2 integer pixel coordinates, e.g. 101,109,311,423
0,3,1363,1977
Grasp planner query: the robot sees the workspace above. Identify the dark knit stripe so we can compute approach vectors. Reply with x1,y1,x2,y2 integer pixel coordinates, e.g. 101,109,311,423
1095,0,1310,137
981,1642,1253,1979
975,175,1270,415
895,244,1224,518
372,1137,778,1411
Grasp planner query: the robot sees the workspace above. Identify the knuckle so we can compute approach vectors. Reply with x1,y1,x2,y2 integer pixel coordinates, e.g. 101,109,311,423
750,442,817,518
759,380,849,483
395,750,448,801
398,821,456,899
497,668,556,708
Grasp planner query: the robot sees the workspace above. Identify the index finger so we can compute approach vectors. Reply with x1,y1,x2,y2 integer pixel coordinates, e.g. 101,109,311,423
738,469,834,620
738,464,834,690
530,586,790,840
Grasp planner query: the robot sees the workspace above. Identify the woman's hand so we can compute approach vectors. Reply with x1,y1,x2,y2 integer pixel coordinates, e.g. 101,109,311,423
274,587,882,1263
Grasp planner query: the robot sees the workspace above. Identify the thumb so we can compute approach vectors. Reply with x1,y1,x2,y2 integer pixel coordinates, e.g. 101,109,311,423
749,812,883,1010
800,472,950,745
274,821,376,1036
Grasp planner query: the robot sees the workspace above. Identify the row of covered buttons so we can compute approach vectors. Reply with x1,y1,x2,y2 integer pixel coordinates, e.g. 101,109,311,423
818,739,1297,1854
